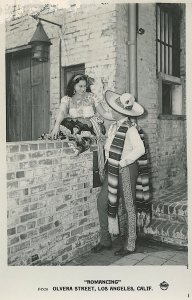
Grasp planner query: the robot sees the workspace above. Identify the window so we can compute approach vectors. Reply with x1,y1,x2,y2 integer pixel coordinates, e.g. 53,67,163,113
156,4,184,116
156,3,181,77
158,72,183,116
162,82,172,114
61,64,85,98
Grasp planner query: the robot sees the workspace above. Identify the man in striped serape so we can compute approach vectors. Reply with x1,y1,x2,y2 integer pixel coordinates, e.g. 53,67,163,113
92,90,146,256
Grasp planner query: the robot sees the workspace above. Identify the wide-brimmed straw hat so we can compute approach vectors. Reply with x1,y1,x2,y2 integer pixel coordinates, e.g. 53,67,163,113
105,90,144,117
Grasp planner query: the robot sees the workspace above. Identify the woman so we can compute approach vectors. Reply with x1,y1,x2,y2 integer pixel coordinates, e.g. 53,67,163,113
51,74,114,182
51,74,113,139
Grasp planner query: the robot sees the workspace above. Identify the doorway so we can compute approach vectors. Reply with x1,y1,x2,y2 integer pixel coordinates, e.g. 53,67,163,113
6,49,50,142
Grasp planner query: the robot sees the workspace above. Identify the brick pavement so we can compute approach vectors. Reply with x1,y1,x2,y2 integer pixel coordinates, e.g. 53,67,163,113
64,237,188,266
64,181,188,267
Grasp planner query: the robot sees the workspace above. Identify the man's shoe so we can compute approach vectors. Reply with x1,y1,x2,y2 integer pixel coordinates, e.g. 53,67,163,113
91,243,112,253
114,248,135,256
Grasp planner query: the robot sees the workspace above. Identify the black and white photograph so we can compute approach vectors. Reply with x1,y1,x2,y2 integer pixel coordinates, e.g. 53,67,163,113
0,0,191,299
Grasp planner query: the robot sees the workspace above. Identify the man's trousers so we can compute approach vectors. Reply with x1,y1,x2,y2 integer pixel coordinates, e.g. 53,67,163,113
97,162,138,251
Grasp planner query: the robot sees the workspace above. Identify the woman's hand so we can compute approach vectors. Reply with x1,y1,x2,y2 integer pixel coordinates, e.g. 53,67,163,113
73,127,80,135
51,102,68,139
51,123,60,140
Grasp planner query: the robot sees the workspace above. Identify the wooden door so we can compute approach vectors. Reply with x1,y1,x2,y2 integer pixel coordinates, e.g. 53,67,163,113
31,59,50,140
6,51,32,141
6,50,50,142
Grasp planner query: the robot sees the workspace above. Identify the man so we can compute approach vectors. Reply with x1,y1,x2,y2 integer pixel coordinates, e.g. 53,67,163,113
92,90,145,256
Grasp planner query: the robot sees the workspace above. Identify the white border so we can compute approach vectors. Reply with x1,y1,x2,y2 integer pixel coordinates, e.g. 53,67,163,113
0,1,191,300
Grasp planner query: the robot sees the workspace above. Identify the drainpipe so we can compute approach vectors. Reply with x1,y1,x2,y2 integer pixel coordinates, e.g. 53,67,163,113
59,38,62,101
128,3,137,99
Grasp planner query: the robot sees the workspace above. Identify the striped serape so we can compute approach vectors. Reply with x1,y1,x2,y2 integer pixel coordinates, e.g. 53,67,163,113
134,124,152,232
108,120,131,234
107,120,152,235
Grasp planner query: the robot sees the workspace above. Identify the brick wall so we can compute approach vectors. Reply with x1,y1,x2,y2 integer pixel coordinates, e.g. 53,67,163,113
115,4,159,192
115,3,186,194
139,4,186,193
60,3,117,130
160,6,186,190
137,4,160,194
5,3,187,261
156,117,187,189
5,3,117,130
115,4,129,94
5,3,187,193
7,141,100,265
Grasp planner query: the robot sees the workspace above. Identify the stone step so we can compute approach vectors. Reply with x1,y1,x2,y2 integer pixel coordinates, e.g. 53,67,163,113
145,182,188,247
152,200,187,223
144,219,187,248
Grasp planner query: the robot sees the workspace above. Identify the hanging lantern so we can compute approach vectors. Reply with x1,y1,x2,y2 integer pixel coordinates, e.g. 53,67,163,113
28,21,52,62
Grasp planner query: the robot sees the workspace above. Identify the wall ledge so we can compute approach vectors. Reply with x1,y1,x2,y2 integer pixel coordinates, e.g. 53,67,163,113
6,140,97,153
158,114,186,121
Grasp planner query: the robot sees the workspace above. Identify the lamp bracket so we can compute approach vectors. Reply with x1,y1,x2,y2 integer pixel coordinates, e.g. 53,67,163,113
31,15,62,28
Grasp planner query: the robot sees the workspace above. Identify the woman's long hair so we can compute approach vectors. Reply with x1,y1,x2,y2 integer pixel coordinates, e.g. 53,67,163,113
66,74,92,97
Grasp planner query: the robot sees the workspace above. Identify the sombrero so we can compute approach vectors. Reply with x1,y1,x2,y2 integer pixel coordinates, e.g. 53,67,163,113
105,90,144,117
